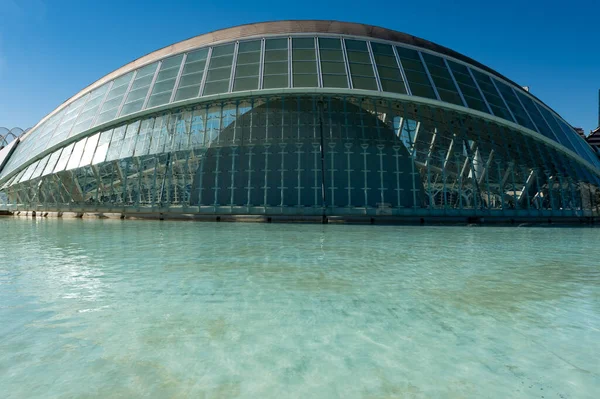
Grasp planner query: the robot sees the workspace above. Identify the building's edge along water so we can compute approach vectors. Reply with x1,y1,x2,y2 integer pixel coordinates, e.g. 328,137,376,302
1,21,600,222
1,212,598,227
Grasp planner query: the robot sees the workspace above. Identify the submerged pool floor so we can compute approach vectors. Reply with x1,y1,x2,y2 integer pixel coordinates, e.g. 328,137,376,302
1,219,599,398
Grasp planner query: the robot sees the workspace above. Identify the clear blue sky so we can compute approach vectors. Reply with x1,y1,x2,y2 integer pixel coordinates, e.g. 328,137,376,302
1,0,598,133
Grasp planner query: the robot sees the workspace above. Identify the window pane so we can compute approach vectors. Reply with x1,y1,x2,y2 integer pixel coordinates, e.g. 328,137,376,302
92,130,113,165
237,52,260,64
174,48,208,101
322,74,347,88
238,40,261,52
235,63,259,78
71,83,110,136
264,62,288,75
263,74,289,89
78,132,100,167
395,47,436,100
187,48,209,63
292,37,314,49
146,54,184,109
352,76,378,91
470,69,515,121
421,53,462,105
446,61,488,112
371,42,406,94
494,80,537,131
203,81,230,96
66,138,87,170
42,149,62,177
53,143,74,172
178,73,204,88
93,72,134,126
264,38,289,89
120,63,158,116
345,39,376,91
202,44,235,96
174,86,201,102
264,50,287,62
233,40,261,92
265,38,287,50
233,76,259,91
292,74,318,88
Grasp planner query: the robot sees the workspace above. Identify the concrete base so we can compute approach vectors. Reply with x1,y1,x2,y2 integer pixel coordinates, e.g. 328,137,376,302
5,209,598,226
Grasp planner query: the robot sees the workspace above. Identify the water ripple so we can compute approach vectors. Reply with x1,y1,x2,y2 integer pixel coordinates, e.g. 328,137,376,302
0,218,599,398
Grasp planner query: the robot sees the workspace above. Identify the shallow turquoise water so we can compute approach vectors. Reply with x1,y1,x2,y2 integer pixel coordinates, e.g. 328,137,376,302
0,218,599,398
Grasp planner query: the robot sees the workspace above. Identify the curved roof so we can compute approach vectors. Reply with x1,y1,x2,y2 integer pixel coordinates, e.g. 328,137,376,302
1,20,598,184
20,20,545,134
69,20,524,104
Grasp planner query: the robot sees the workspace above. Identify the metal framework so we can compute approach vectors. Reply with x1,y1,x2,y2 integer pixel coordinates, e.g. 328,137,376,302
1,21,599,220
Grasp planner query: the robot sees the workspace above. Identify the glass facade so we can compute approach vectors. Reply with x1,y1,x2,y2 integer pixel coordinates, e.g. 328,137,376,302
1,26,599,219
2,93,599,218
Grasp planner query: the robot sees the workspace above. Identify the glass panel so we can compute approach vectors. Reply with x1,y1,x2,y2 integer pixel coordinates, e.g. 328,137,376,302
12,169,27,185
515,91,559,142
264,38,289,89
470,69,515,122
66,138,87,170
31,155,49,179
19,161,39,183
92,129,114,165
120,62,158,116
322,74,347,88
233,40,261,92
345,39,376,90
119,121,141,159
494,80,537,131
146,54,184,108
94,71,134,126
46,94,89,149
233,77,259,92
133,118,155,157
533,100,576,150
203,81,230,96
149,115,169,155
41,149,62,177
202,43,234,96
78,132,100,167
371,42,406,94
318,38,347,89
292,38,317,88
554,116,600,166
289,74,316,88
106,126,126,162
446,61,488,112
420,53,462,105
71,83,110,136
53,143,75,173
265,38,287,50
174,48,208,101
396,47,436,99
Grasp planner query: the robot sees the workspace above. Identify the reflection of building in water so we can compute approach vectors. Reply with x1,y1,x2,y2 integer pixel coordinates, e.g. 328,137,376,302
1,21,599,222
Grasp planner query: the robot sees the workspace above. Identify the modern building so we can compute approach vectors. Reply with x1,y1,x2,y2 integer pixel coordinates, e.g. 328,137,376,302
0,127,24,150
574,127,586,140
1,21,599,222
588,127,600,153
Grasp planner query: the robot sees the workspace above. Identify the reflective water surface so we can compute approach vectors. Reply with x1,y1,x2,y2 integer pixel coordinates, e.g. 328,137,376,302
1,218,599,398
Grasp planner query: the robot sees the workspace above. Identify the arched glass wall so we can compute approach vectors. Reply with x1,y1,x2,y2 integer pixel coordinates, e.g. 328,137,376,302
1,34,598,185
3,94,599,218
